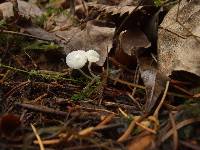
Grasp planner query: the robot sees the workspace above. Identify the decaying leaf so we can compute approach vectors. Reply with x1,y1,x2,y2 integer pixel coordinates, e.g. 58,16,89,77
114,27,150,67
88,2,143,16
136,48,168,113
0,0,43,19
158,0,200,77
120,28,150,56
56,21,115,66
23,25,59,42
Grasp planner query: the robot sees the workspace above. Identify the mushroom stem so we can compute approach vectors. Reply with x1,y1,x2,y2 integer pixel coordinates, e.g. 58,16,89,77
88,62,97,78
78,69,92,80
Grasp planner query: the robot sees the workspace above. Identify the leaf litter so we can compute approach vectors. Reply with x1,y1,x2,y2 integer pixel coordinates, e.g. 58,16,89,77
0,0,200,150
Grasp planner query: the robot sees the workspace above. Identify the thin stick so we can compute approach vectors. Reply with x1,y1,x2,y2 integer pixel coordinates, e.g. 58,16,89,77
161,118,200,142
96,113,115,127
117,118,136,142
127,93,142,110
5,80,31,98
109,77,145,89
0,30,55,42
169,113,178,150
31,124,45,150
153,81,170,118
135,121,156,134
34,139,60,145
16,103,69,116
173,85,193,96
117,116,146,142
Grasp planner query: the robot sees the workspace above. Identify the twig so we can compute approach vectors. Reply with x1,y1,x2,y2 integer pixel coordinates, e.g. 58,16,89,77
109,77,145,89
135,121,156,134
118,107,128,118
117,115,146,142
169,113,178,150
77,105,116,114
172,85,193,96
161,118,200,142
127,93,142,111
31,124,45,150
132,65,140,96
30,93,48,104
180,140,200,150
15,103,69,116
0,30,56,42
4,80,31,98
153,81,170,118
96,113,115,127
117,118,136,142
34,139,60,145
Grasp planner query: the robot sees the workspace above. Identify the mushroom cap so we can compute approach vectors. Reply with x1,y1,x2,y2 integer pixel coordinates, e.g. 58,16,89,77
66,50,87,69
86,50,100,63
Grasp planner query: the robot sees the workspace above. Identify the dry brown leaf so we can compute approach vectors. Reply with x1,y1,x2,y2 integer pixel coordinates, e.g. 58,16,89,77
114,27,150,67
128,134,156,150
136,49,168,113
55,21,115,66
23,25,60,42
0,0,43,19
120,28,150,56
88,2,142,16
158,0,200,77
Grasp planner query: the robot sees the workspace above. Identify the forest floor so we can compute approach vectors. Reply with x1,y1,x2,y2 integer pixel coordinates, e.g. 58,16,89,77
0,0,200,150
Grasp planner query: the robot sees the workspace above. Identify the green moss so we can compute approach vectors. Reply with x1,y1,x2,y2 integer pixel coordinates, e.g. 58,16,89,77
0,19,7,29
71,78,101,101
24,41,61,52
153,0,165,6
0,63,82,83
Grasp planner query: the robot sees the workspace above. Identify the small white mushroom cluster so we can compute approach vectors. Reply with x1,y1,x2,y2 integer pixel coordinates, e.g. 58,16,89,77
66,49,100,78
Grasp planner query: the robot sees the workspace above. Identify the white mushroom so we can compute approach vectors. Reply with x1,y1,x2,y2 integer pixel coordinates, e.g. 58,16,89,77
86,50,100,77
85,50,100,63
66,49,100,79
66,50,87,69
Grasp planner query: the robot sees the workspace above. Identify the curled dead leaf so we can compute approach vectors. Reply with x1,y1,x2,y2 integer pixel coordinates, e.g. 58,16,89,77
114,27,150,67
120,28,150,56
